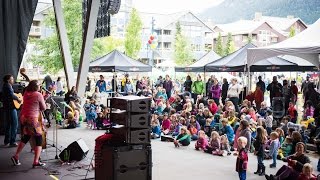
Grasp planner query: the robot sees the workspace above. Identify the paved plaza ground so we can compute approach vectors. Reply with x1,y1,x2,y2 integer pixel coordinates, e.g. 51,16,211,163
0,125,319,180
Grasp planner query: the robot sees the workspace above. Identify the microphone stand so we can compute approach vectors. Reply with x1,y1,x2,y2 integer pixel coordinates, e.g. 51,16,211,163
46,94,62,160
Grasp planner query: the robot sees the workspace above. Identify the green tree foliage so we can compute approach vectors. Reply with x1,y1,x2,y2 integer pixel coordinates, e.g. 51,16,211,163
174,22,193,66
289,26,296,37
247,33,253,43
215,32,224,56
102,36,124,54
30,0,105,74
124,8,143,59
224,32,235,55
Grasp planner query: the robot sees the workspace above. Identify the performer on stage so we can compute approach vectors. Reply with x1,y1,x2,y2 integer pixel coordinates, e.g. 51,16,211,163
2,74,21,147
11,80,46,167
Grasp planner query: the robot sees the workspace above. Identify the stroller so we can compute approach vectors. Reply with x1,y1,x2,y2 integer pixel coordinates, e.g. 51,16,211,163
272,97,285,127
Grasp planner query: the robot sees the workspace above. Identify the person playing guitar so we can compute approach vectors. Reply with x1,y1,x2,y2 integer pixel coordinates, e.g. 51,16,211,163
11,80,47,167
1,74,22,147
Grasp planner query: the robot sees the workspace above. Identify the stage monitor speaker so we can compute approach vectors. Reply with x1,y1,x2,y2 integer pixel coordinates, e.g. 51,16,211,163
59,138,89,162
110,111,150,128
110,128,151,144
110,96,150,113
95,144,152,180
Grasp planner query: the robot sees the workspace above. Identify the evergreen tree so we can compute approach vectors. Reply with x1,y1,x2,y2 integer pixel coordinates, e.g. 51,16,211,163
124,8,143,59
215,32,224,56
289,26,296,37
174,22,193,66
224,32,235,55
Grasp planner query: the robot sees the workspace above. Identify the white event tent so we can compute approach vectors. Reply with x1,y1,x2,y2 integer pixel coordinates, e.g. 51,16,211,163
247,18,320,68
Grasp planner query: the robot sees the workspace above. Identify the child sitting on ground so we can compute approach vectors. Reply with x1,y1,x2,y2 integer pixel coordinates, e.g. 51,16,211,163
195,130,208,151
161,113,171,135
288,102,298,124
205,131,221,155
172,120,182,136
173,126,191,147
151,119,161,139
189,124,198,140
278,136,293,160
220,134,231,156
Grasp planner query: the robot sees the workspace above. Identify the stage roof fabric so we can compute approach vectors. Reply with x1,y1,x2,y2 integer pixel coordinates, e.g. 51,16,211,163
89,50,152,72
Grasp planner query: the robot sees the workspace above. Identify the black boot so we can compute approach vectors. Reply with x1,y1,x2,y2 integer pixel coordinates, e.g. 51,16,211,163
254,164,261,174
259,165,265,176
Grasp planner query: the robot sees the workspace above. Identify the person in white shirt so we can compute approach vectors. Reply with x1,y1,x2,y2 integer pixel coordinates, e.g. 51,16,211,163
227,78,242,113
56,77,64,96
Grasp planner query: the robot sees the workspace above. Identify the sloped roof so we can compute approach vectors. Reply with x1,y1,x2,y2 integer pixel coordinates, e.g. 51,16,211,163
89,50,152,72
214,20,265,36
259,16,307,31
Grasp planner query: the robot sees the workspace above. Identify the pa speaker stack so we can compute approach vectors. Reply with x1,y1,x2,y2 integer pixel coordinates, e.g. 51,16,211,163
95,96,152,180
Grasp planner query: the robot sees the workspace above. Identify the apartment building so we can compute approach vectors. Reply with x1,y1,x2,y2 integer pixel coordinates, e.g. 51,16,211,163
213,12,308,49
139,11,214,65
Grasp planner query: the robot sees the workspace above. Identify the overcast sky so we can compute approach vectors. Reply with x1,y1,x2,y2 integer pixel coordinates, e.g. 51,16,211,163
132,0,225,14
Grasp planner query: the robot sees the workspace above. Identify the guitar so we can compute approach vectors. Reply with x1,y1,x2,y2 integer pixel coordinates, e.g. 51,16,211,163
13,93,23,109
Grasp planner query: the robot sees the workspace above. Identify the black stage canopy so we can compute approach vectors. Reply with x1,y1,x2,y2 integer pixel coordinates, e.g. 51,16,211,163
89,50,152,72
205,43,316,72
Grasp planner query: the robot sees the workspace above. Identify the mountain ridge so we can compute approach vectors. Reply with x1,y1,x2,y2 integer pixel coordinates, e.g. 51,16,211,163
200,0,320,25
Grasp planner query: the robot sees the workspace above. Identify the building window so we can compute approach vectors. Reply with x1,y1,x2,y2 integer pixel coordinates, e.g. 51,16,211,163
205,44,212,52
191,44,201,51
271,37,278,43
163,30,171,35
154,30,162,35
164,42,171,50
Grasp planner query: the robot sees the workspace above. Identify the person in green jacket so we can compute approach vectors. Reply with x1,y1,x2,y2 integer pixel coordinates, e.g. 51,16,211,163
192,75,205,103
174,126,191,147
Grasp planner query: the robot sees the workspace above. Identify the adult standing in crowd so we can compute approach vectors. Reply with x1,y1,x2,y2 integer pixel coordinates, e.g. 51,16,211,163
163,75,173,98
184,75,192,93
2,75,21,147
11,80,46,167
301,75,311,98
86,77,91,92
96,75,107,93
55,77,64,96
282,80,292,114
227,78,242,113
304,82,320,108
267,76,283,106
206,75,214,97
192,75,205,103
210,78,221,106
291,81,298,104
42,75,53,90
92,86,102,105
256,76,266,93
111,75,117,97
221,78,229,105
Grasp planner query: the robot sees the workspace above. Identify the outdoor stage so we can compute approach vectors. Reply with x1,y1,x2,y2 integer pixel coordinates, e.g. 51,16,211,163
0,125,319,180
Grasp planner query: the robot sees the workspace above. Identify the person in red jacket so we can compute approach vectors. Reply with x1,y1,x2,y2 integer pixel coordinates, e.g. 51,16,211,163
208,99,218,115
254,85,264,110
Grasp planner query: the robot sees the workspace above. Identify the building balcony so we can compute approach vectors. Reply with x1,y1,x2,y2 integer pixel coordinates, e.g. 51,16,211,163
29,26,41,37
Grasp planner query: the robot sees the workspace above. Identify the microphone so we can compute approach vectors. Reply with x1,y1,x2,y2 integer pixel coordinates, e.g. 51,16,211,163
42,87,52,94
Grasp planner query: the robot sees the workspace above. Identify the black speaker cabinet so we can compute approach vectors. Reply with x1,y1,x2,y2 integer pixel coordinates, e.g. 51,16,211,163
59,138,89,162
110,127,150,144
110,111,150,128
95,144,152,180
110,96,150,113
